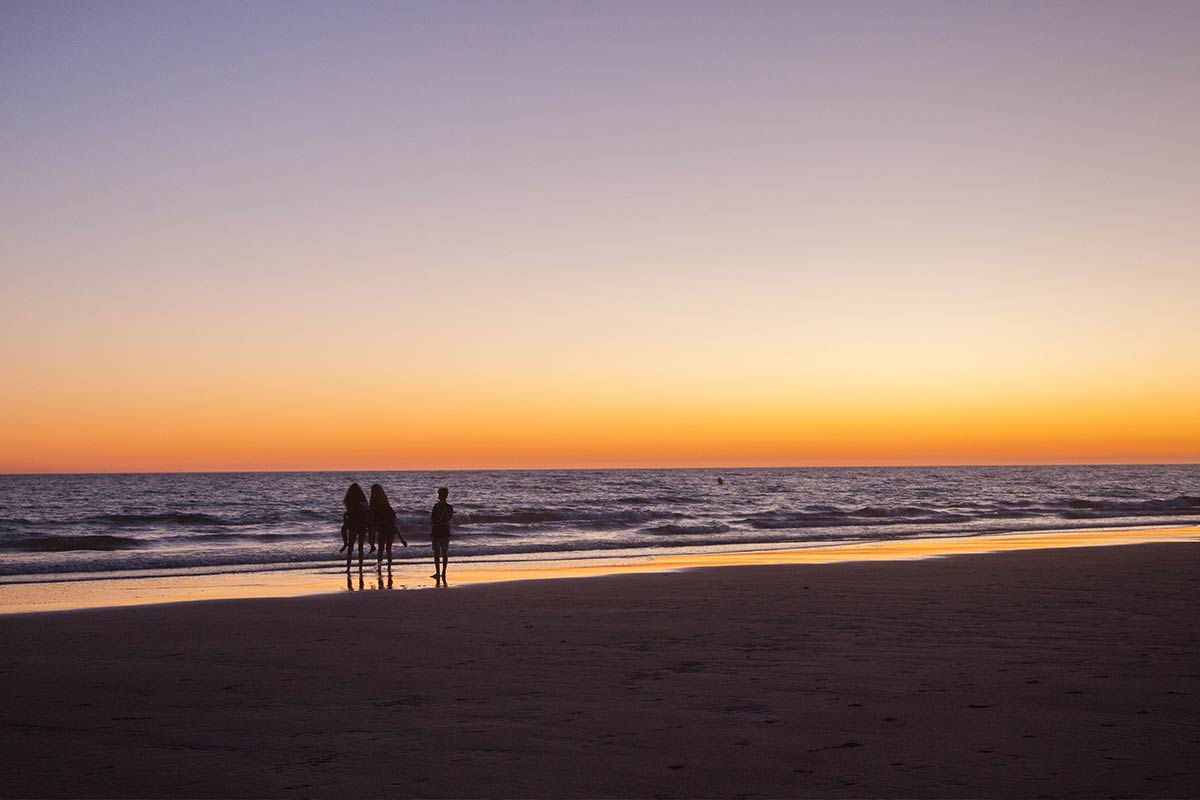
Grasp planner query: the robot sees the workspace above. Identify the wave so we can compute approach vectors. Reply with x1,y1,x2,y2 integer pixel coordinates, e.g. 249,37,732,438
83,512,236,527
1059,495,1200,519
455,508,665,527
2,515,1194,577
744,506,973,530
741,495,1200,530
79,510,336,528
0,517,37,535
642,523,731,536
616,495,701,505
182,532,303,543
0,535,146,552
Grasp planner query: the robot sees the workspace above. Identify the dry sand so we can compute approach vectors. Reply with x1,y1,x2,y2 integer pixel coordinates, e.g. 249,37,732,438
1,542,1198,798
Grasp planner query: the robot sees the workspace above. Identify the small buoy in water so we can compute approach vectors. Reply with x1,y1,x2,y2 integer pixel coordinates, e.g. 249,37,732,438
717,477,725,485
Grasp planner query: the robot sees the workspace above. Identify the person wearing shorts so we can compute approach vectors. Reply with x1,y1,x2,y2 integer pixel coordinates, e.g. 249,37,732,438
431,486,453,582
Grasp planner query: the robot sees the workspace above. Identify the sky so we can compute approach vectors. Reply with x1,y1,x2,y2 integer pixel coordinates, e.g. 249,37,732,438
2,0,1198,472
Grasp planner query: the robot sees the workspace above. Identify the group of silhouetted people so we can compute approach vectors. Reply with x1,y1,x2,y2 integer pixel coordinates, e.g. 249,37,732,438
341,482,454,583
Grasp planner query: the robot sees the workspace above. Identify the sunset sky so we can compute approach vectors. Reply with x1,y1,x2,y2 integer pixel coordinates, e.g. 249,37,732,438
2,1,1198,472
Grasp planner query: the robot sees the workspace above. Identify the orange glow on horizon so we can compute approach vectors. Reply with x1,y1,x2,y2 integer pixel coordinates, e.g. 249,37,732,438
4,373,1197,472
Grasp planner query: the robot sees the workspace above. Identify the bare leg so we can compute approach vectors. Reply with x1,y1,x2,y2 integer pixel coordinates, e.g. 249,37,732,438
431,542,440,578
435,541,449,580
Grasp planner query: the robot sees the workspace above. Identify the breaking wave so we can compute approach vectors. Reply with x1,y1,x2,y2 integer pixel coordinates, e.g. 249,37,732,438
744,506,973,530
1059,495,1200,518
0,535,146,552
455,508,664,527
643,523,732,535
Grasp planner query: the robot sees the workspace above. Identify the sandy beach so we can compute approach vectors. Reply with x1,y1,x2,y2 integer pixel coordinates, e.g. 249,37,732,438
2,541,1198,798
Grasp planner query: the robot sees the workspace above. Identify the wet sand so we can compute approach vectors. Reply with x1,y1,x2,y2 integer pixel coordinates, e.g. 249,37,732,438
1,542,1198,798
3,525,1198,613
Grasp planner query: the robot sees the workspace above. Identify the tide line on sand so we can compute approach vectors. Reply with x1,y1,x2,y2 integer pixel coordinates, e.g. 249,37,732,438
1,524,1197,614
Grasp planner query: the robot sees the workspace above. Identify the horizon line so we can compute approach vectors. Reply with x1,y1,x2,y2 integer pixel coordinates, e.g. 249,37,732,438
3,460,1197,477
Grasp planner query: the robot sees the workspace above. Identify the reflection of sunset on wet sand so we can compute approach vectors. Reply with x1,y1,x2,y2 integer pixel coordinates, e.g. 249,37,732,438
5,525,1196,614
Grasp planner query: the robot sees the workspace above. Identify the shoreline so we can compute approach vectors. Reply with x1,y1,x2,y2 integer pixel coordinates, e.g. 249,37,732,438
1,541,1197,797
1,524,1197,614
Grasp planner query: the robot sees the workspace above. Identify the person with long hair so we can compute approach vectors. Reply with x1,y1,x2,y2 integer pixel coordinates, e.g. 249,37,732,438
368,483,407,569
341,482,370,569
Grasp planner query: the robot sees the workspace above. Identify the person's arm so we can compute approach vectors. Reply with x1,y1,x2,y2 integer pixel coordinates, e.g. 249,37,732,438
393,509,407,547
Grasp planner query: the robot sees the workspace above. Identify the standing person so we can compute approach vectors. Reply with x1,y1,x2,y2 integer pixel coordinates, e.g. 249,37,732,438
368,483,407,569
341,482,370,569
430,486,453,581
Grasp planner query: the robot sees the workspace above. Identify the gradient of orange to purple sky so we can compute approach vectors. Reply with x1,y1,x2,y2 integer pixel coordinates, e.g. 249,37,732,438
2,1,1198,472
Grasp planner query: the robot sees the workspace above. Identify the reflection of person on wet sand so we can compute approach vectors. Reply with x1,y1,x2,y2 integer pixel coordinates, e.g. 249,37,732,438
430,487,453,582
368,483,407,569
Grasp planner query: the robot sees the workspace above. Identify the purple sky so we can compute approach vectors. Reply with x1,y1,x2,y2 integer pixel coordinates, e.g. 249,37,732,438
2,1,1199,469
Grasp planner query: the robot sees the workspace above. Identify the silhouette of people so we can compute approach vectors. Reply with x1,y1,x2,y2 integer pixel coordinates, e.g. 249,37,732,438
341,482,371,569
369,483,407,569
430,486,454,582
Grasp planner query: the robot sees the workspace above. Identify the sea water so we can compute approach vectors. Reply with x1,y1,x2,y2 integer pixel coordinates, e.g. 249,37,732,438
0,465,1197,584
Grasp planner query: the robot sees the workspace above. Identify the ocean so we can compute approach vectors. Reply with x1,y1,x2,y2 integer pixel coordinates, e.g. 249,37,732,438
0,465,1197,585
